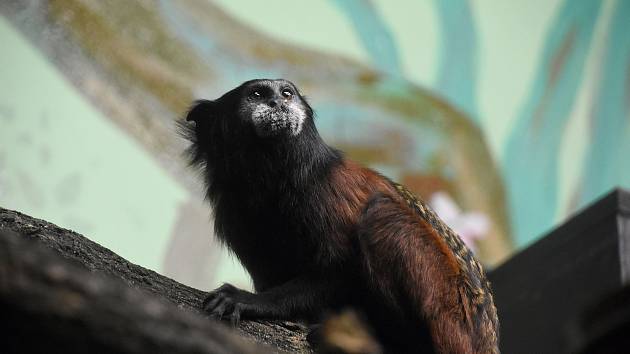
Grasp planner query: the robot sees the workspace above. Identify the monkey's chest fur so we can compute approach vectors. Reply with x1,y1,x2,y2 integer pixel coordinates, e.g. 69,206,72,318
210,161,363,293
215,194,320,291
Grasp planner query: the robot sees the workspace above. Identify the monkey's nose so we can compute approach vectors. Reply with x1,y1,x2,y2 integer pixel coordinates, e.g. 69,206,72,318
268,99,280,108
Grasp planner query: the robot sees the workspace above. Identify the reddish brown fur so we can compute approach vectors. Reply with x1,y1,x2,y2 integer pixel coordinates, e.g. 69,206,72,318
333,163,461,275
357,193,475,353
324,162,481,353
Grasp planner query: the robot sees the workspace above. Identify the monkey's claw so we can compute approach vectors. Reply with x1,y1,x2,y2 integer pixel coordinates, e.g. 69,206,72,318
203,283,257,326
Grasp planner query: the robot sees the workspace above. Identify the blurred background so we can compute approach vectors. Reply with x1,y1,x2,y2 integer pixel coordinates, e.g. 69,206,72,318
0,0,628,291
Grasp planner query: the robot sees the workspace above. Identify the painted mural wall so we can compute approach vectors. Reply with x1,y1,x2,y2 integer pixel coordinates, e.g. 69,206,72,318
1,0,628,290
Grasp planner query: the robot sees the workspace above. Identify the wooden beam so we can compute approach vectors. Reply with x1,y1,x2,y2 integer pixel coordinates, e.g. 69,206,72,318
489,189,630,354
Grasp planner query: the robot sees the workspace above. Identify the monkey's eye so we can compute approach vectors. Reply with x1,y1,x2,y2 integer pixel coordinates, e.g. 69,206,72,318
250,90,262,99
281,89,293,99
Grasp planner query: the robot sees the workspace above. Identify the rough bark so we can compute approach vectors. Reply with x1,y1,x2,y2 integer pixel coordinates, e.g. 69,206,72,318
0,207,312,353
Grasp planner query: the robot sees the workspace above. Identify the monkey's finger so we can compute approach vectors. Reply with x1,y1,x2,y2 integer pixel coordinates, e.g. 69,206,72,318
203,288,226,305
229,304,242,327
203,284,240,310
209,308,225,320
211,300,235,321
204,293,227,312
202,294,217,309
203,292,228,312
208,299,228,320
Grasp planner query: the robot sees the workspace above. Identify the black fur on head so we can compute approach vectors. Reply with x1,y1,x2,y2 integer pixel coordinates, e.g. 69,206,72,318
186,78,313,137
179,79,341,206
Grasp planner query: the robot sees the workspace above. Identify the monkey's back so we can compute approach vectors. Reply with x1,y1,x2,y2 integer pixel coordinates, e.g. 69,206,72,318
389,181,499,353
323,162,500,352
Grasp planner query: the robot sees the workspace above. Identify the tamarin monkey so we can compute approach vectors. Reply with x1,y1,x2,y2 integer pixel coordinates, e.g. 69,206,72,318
181,79,499,353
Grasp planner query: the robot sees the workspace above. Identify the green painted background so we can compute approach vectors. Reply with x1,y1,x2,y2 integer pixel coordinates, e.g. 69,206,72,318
1,0,628,290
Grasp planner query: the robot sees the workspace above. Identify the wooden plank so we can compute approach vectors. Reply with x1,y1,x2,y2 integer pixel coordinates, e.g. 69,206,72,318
489,189,630,354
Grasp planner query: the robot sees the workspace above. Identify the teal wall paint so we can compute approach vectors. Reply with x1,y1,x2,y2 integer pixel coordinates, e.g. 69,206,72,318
0,17,187,271
434,0,478,122
332,0,403,77
2,0,626,280
502,0,602,244
580,0,630,205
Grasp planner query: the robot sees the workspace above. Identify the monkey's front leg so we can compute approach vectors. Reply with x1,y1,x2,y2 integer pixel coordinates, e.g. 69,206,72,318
203,274,336,325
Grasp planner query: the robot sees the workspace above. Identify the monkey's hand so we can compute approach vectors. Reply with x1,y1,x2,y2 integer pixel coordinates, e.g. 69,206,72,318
203,283,272,326
203,274,338,326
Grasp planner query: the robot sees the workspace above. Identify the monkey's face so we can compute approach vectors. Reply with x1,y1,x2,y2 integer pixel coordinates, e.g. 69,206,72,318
184,79,315,162
236,79,311,138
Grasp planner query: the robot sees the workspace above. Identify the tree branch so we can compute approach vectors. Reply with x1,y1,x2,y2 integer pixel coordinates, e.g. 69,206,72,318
0,207,312,353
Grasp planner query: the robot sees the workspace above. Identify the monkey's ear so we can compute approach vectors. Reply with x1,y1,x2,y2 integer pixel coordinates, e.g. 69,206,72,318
185,100,217,122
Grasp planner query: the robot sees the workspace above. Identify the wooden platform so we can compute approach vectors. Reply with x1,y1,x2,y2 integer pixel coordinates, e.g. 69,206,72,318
490,189,630,354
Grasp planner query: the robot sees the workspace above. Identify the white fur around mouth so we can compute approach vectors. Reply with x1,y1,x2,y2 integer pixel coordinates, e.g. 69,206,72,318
251,104,306,136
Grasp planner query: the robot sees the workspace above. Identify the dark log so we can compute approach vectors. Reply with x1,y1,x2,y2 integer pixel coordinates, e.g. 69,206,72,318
0,207,312,353
489,188,630,354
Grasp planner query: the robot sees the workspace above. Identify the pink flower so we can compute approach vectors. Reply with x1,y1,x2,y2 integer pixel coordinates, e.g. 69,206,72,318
429,191,489,253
